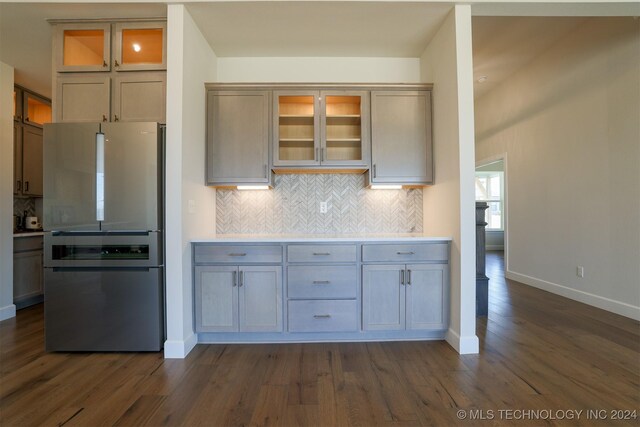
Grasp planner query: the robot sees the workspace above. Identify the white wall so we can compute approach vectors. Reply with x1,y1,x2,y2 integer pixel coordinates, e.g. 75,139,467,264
420,6,478,354
217,57,421,83
475,17,640,320
164,4,217,358
0,62,15,321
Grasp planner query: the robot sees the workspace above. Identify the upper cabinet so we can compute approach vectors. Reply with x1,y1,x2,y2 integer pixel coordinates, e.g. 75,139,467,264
206,90,271,186
13,86,50,197
205,84,433,188
51,19,166,123
368,91,433,185
113,22,167,71
54,23,111,72
273,90,369,169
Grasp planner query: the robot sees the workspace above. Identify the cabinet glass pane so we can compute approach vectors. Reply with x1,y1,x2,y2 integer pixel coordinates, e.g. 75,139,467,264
26,96,51,126
63,30,105,66
325,96,362,161
278,96,315,161
121,28,163,65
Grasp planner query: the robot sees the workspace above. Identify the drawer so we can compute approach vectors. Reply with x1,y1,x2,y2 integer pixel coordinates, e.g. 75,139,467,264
362,243,448,263
194,244,282,264
14,236,43,252
288,300,358,332
287,244,357,263
288,265,357,299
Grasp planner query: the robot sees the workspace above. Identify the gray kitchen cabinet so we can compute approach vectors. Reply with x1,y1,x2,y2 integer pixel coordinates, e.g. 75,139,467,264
51,19,166,124
113,72,166,122
55,72,166,123
195,265,282,333
273,90,369,169
13,236,44,309
368,90,433,185
362,262,448,331
14,86,49,197
21,126,44,197
55,74,111,122
206,90,271,186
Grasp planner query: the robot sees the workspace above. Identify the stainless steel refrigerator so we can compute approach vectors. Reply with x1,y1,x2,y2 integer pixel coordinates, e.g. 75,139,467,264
43,122,164,351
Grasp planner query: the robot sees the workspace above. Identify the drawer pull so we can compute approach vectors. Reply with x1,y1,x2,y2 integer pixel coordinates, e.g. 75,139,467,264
313,252,331,256
228,253,247,257
312,280,331,284
313,314,331,319
407,269,411,285
397,251,415,255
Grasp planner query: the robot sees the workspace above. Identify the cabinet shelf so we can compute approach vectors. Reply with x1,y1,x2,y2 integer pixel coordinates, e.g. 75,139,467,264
326,138,361,143
279,138,314,142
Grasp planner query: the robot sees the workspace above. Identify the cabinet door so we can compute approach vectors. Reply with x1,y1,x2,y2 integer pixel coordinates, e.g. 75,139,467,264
55,74,110,123
195,266,238,332
406,264,448,330
112,72,166,122
54,23,111,72
362,264,405,331
13,250,43,301
14,87,23,121
239,266,282,332
113,21,166,71
320,90,370,167
207,91,270,185
13,123,22,195
370,91,433,184
23,92,51,128
22,126,43,197
273,91,320,166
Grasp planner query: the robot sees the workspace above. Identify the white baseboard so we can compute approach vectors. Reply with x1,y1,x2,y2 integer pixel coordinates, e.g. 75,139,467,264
163,333,198,359
445,329,479,354
486,245,504,251
0,304,16,321
506,270,640,321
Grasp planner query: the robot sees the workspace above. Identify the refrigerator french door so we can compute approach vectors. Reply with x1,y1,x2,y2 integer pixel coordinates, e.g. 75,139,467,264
43,122,164,352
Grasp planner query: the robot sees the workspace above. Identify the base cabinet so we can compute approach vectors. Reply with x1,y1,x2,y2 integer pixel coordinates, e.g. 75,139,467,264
362,263,448,331
195,265,282,333
13,236,44,309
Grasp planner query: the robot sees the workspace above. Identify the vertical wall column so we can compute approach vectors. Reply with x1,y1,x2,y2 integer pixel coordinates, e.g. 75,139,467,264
0,62,16,321
420,5,478,354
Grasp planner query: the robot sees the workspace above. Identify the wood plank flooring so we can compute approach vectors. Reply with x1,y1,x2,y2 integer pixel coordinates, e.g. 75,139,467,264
1,251,638,426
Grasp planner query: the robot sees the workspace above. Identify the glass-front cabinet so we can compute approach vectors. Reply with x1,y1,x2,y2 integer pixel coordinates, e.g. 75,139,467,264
54,23,111,72
113,22,167,71
54,21,166,72
273,90,369,168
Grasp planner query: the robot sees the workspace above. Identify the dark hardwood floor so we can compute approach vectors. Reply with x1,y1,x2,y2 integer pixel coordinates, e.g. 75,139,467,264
1,251,638,426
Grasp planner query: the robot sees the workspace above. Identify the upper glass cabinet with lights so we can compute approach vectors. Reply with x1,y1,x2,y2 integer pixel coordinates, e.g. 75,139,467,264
54,21,166,72
273,90,370,169
113,22,167,71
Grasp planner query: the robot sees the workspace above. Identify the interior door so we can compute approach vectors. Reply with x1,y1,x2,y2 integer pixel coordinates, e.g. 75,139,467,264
43,123,100,231
100,122,159,231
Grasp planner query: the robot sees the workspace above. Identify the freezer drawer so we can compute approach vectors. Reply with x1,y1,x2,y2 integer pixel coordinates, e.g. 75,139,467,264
44,267,163,351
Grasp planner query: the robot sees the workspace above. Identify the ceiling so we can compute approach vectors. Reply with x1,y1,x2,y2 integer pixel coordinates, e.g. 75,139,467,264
0,2,590,100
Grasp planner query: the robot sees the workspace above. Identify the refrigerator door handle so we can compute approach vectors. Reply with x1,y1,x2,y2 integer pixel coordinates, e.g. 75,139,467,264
96,133,105,222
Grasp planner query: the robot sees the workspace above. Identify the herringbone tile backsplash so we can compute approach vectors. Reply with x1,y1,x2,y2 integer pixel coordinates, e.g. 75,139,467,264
216,174,423,234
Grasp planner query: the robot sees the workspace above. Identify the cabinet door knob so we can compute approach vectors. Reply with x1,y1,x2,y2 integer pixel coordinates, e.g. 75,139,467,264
373,164,377,178
103,60,108,67
16,180,21,191
114,115,119,122
232,271,237,287
400,269,405,285
239,270,244,287
114,60,120,67
24,181,29,192
102,114,108,122
407,269,411,285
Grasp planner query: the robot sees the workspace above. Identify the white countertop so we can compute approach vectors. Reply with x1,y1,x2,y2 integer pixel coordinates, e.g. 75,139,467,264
192,233,452,243
13,231,44,238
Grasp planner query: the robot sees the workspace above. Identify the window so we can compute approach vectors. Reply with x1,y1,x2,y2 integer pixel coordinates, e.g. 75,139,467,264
475,170,504,230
